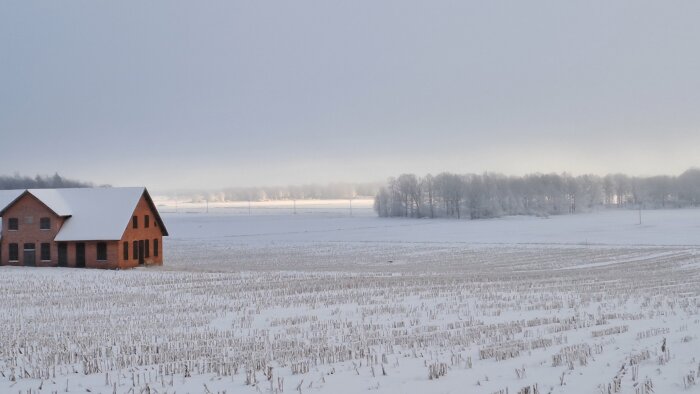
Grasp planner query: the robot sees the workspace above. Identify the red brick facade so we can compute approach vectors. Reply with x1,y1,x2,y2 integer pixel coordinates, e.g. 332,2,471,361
0,191,165,269
118,194,165,268
0,193,66,267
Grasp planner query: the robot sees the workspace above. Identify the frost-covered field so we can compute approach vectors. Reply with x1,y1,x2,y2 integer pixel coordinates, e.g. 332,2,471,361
1,209,700,393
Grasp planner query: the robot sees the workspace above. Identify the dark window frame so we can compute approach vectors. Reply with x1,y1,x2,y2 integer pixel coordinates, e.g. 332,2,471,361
41,243,51,261
145,215,150,228
153,238,159,257
8,218,18,231
132,241,138,260
123,241,129,260
9,243,19,261
96,242,107,261
132,216,138,229
40,217,51,230
144,239,150,258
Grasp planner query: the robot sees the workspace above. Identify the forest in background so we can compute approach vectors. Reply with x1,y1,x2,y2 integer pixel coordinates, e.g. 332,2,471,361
0,173,94,190
375,169,700,219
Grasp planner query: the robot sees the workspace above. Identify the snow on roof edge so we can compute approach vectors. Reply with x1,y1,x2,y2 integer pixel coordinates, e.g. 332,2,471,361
0,187,166,241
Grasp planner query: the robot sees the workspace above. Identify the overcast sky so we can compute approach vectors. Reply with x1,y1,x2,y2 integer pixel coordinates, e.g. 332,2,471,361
1,1,699,190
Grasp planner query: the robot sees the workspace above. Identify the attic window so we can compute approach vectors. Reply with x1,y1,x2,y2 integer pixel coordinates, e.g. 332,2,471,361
40,217,51,230
132,216,138,229
145,215,150,228
8,218,18,231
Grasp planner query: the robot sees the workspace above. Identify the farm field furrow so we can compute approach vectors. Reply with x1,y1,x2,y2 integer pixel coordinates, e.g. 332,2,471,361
1,211,699,393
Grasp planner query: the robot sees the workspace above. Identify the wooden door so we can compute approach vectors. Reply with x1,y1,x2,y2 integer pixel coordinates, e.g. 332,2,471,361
76,243,85,268
58,243,68,267
23,243,35,266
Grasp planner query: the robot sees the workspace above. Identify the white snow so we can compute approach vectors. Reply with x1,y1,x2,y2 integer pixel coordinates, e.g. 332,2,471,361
0,187,157,241
1,208,699,394
0,189,23,234
26,188,74,216
162,207,700,246
0,189,23,214
50,187,152,241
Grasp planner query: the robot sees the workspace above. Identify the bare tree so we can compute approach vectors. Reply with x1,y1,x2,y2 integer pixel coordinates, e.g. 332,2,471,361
422,174,435,218
374,169,700,219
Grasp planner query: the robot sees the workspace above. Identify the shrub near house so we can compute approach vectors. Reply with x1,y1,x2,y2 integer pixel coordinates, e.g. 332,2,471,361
0,187,167,269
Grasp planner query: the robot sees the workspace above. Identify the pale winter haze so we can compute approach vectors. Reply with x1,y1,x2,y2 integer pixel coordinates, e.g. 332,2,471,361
3,3,700,394
2,1,700,189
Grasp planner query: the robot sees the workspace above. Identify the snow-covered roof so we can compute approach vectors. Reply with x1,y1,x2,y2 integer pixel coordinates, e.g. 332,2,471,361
0,190,25,237
0,187,167,241
0,190,24,213
27,188,74,216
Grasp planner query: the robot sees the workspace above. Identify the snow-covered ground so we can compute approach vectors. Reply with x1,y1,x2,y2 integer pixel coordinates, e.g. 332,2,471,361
1,209,699,393
164,206,700,245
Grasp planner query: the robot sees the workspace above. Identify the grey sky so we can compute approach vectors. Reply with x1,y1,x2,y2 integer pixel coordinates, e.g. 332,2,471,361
1,1,699,190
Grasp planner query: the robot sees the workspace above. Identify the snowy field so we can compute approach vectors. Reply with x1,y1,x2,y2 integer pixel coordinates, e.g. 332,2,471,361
1,208,700,393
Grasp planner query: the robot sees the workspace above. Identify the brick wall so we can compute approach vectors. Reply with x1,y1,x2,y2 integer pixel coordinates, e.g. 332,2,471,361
118,194,164,269
0,193,65,267
0,191,165,270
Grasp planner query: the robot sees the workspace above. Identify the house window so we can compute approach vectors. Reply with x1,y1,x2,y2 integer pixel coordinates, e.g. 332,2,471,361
41,243,51,261
9,243,19,261
97,242,107,261
132,241,138,260
123,242,129,260
153,239,159,257
40,217,51,230
132,216,138,229
145,215,150,228
144,239,150,258
8,218,18,231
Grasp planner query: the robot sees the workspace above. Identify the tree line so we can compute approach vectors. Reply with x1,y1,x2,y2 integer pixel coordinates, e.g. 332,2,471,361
183,182,382,203
0,173,94,190
374,169,700,219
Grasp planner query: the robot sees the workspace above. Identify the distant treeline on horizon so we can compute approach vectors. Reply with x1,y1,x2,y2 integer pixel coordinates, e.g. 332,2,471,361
0,173,94,190
375,169,700,219
176,182,383,203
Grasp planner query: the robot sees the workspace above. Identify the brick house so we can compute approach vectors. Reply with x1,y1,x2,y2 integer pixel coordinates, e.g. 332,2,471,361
0,187,168,269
